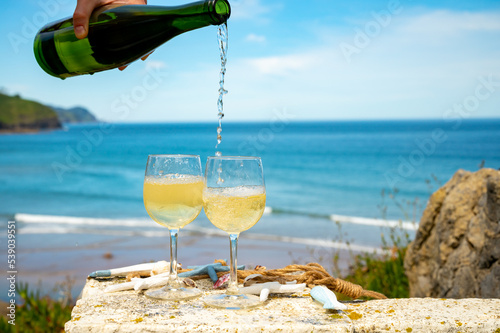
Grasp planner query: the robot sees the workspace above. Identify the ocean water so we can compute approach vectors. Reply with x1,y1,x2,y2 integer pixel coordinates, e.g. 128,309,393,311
1,119,500,249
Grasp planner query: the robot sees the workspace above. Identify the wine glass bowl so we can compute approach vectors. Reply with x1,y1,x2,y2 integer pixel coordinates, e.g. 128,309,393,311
202,156,266,309
143,154,203,301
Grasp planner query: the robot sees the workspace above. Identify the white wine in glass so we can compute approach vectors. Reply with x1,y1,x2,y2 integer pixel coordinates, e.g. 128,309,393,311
203,186,266,233
143,154,203,301
203,156,266,309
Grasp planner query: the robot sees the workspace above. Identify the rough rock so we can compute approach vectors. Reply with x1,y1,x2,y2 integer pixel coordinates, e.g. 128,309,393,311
404,168,500,298
65,278,500,332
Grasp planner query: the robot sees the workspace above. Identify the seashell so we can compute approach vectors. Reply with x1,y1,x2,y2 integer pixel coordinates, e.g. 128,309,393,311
104,279,140,293
151,261,171,276
213,273,230,289
102,261,245,293
239,282,306,295
243,274,291,286
89,261,174,278
126,272,143,281
255,265,266,271
259,288,271,302
134,273,169,291
238,282,306,301
182,278,197,288
310,286,347,310
104,272,171,293
243,274,263,284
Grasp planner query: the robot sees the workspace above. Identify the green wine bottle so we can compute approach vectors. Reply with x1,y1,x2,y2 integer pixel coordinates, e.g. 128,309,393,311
33,0,230,79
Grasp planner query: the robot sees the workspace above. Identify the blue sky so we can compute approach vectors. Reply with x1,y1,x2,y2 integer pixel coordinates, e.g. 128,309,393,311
1,0,500,122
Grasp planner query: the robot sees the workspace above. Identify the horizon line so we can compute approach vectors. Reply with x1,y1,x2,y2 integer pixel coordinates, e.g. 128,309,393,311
81,117,500,125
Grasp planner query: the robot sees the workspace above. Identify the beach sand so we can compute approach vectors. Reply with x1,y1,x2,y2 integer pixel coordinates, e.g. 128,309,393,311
2,230,354,303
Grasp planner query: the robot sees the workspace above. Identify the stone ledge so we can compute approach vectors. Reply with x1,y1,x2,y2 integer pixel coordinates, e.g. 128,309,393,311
65,278,500,333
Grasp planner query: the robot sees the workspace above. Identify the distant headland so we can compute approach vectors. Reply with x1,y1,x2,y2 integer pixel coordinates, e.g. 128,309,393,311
0,92,97,134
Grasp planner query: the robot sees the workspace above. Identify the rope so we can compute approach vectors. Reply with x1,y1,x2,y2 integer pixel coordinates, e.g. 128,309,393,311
183,262,387,300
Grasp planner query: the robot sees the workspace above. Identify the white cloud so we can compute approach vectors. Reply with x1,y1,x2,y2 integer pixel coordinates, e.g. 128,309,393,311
245,33,266,43
402,10,500,35
4,84,29,96
230,0,278,21
244,53,315,76
104,9,500,122
222,9,500,120
145,60,167,70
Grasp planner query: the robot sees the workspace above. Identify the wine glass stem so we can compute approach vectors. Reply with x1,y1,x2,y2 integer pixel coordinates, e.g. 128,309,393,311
227,233,239,295
168,228,181,289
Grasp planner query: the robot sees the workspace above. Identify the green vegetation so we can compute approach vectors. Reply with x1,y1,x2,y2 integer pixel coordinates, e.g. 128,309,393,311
338,187,416,299
0,283,73,333
291,222,411,300
0,92,97,132
52,106,98,123
340,188,418,299
342,245,409,299
0,93,61,132
290,185,429,300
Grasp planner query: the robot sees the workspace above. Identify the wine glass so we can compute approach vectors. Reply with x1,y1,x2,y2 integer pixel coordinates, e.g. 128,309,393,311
202,156,266,309
143,154,203,301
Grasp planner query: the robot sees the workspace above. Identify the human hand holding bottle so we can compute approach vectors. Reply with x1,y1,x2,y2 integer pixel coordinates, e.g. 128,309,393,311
73,0,147,39
34,0,230,78
73,0,150,70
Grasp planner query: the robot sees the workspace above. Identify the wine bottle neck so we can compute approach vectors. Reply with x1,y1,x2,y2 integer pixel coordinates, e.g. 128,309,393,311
169,0,230,27
207,0,231,25
91,0,230,27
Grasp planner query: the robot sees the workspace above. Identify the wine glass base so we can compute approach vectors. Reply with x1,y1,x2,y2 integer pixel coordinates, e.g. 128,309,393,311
203,293,263,310
145,286,202,301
